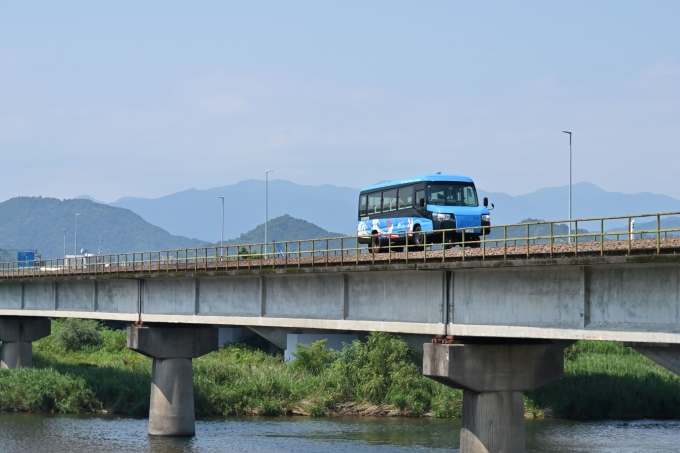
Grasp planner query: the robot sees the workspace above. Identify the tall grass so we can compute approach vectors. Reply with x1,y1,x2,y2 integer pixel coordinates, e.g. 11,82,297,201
1,319,680,420
194,332,463,417
0,367,97,413
528,341,680,419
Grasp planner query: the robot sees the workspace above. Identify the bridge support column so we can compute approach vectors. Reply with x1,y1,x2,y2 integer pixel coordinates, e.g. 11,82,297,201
423,342,566,453
127,325,218,437
0,317,51,369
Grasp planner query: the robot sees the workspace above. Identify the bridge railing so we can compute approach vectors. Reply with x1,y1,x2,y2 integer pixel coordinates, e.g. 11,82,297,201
1,211,679,278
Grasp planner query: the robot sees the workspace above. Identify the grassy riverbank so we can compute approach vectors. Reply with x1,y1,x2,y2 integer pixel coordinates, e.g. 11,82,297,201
1,320,680,420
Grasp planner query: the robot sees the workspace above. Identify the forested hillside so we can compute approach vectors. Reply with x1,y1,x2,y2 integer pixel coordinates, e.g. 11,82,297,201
0,197,208,260
223,214,344,245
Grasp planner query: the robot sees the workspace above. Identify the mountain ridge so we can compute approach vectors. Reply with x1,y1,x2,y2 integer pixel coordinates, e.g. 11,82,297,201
104,180,680,241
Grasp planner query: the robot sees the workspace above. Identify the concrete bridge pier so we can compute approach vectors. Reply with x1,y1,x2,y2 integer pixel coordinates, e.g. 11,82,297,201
0,317,51,369
127,325,218,437
623,342,680,376
423,342,567,453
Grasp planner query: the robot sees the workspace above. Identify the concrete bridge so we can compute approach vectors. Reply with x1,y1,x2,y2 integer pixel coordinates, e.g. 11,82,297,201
1,213,680,453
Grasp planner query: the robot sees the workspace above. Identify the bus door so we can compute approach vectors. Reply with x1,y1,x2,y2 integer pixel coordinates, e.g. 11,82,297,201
414,184,427,217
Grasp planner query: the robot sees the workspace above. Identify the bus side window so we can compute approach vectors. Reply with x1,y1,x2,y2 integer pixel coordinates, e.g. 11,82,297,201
383,189,397,212
368,192,382,214
359,194,368,217
415,189,425,208
398,186,413,210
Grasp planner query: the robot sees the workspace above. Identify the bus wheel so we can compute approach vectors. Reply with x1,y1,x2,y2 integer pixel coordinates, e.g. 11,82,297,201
371,233,381,252
467,235,481,248
410,225,424,252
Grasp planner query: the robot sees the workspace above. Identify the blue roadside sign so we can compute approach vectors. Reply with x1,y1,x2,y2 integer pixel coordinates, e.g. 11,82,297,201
18,251,35,267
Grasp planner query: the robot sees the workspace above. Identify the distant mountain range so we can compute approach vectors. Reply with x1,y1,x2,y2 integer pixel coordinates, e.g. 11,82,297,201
478,182,680,229
110,179,358,243
3,180,678,262
0,196,342,261
100,180,680,241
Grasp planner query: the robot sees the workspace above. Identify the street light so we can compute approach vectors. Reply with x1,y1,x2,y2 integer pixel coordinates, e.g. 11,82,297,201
562,131,572,243
62,229,66,258
265,170,273,256
217,196,224,256
74,213,80,256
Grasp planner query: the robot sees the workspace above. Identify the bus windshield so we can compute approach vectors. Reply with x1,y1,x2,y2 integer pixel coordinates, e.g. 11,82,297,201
427,183,478,207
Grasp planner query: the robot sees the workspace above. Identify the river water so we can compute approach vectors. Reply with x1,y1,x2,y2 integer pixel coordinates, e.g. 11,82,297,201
1,413,679,452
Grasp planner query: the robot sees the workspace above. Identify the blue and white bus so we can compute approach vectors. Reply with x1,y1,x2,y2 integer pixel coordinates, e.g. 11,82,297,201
357,174,492,251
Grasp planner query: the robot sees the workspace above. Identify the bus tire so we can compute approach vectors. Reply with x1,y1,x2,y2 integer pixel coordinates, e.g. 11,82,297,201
467,235,481,248
371,232,381,253
410,225,424,252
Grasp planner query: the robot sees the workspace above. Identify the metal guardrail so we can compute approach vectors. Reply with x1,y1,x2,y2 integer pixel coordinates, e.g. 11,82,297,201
1,212,679,279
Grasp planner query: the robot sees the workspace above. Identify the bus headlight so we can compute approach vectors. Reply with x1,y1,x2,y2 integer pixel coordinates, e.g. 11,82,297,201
432,213,451,221
482,214,490,222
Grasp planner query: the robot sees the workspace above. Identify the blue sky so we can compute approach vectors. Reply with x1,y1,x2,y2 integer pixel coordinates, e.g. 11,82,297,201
1,1,679,202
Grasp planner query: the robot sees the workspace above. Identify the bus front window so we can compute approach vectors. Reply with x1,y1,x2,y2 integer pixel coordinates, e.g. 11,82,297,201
427,183,478,207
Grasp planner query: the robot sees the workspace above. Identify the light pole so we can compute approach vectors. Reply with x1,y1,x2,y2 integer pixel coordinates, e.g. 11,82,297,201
562,131,572,243
74,213,80,256
265,170,273,256
62,229,66,258
218,196,224,256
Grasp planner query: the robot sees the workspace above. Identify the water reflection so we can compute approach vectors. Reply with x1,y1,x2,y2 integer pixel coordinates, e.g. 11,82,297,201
1,413,680,452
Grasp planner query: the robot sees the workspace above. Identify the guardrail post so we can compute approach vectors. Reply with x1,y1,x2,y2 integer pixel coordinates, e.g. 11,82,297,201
442,230,446,263
482,227,486,261
405,233,409,263
503,226,507,260
574,220,579,257
657,214,661,254
423,232,427,263
526,224,529,258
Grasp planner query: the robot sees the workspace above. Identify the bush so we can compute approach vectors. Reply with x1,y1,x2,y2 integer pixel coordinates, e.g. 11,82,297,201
102,329,127,353
291,340,336,375
334,332,422,403
54,318,103,351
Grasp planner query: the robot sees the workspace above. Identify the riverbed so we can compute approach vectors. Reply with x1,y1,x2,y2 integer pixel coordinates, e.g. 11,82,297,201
1,413,680,452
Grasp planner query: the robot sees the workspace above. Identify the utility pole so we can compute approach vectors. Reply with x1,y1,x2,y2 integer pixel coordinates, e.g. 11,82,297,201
218,196,224,256
62,229,66,258
265,170,273,256
562,131,572,243
75,213,80,256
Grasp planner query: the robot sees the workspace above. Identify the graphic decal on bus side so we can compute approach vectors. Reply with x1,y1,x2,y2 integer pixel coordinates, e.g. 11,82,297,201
357,218,433,238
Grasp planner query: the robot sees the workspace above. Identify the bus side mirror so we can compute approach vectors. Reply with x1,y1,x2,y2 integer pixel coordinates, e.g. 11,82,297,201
483,197,488,207
419,198,425,208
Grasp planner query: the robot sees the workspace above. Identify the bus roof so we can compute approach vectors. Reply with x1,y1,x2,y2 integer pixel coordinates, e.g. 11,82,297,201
360,174,474,192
